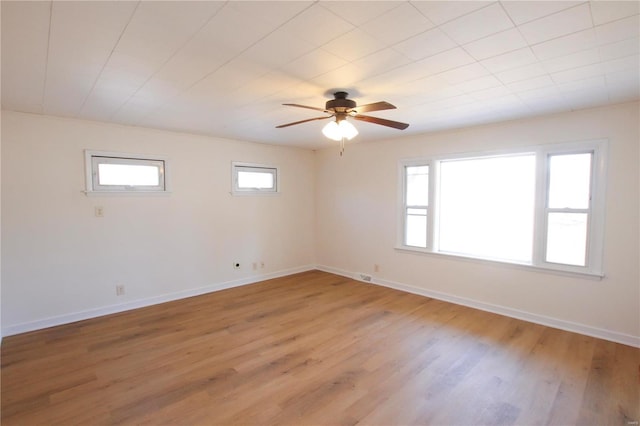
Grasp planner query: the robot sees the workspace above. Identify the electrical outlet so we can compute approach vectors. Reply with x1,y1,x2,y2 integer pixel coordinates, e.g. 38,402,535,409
234,262,241,269
116,285,125,296
252,262,257,271
95,206,104,217
374,264,380,273
260,261,265,269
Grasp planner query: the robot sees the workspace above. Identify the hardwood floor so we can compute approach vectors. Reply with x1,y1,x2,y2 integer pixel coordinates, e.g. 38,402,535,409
2,270,638,425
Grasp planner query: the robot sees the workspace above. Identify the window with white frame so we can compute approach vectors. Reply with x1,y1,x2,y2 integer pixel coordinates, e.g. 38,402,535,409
404,165,429,248
399,140,606,276
232,162,278,194
85,151,168,193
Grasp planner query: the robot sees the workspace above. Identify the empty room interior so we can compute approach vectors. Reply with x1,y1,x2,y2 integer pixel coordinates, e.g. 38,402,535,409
1,1,639,425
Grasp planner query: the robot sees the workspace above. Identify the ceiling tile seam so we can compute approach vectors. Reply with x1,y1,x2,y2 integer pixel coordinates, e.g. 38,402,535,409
311,5,421,70
364,2,484,59
499,1,589,26
40,1,53,115
409,3,514,107
131,1,320,129
76,1,141,117
524,13,640,60
593,12,640,32
130,0,319,130
181,1,318,94
583,0,606,83
374,2,438,49
597,35,640,60
301,8,355,48
482,1,548,99
370,45,468,88
539,53,601,80
381,2,437,63
455,45,507,101
549,72,606,102
528,13,640,88
193,48,329,115
323,0,405,28
320,23,501,89
384,2,528,96
276,1,623,103
107,1,230,122
279,46,348,81
410,1,498,27
268,42,414,98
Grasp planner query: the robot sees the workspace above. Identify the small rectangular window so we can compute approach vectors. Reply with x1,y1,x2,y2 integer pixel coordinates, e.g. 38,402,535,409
232,162,278,194
85,151,168,193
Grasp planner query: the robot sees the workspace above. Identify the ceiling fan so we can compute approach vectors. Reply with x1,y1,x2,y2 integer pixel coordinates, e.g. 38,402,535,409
276,91,410,141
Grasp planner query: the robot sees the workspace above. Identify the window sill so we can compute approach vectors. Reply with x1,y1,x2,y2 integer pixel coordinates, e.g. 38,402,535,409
394,246,604,280
83,191,171,197
230,191,280,197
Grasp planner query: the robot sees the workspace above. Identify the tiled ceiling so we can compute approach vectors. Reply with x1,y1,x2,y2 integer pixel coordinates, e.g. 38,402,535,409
2,1,639,149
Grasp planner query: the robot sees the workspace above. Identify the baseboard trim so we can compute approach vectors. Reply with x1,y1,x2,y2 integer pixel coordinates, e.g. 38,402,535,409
315,265,640,348
2,265,315,338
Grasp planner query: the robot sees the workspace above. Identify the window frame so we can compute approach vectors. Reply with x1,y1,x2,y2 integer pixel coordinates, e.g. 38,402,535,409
231,162,279,195
84,150,170,195
401,160,432,250
397,139,607,277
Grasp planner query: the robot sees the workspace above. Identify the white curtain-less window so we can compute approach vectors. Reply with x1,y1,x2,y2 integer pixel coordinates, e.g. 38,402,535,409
545,153,592,266
399,140,606,276
438,154,535,263
85,151,167,193
97,163,160,186
237,170,274,190
404,165,429,248
232,162,279,194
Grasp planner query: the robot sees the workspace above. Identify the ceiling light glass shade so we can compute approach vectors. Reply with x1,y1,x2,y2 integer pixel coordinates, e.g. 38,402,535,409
322,121,341,141
322,120,359,141
339,120,358,140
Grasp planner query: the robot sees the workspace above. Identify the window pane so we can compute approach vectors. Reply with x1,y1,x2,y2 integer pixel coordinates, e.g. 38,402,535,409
438,155,536,262
407,208,427,216
98,163,160,186
406,166,428,206
237,171,274,189
406,208,427,248
548,153,592,209
546,212,588,266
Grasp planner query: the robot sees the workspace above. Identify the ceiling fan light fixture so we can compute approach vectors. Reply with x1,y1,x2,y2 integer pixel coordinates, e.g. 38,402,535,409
322,119,358,141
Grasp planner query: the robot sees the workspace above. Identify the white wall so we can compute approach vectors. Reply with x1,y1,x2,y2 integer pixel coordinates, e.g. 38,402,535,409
316,102,640,346
3,103,639,346
1,111,316,335
0,110,3,343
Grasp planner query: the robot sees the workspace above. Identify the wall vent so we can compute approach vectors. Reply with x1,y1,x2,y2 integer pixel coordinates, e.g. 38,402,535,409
357,273,372,282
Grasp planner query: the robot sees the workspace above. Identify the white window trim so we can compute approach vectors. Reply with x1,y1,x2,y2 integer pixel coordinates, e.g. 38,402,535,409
84,150,171,195
231,161,280,196
397,139,607,278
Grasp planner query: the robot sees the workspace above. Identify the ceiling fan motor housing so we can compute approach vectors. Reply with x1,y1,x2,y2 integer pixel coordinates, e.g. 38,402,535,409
326,91,356,113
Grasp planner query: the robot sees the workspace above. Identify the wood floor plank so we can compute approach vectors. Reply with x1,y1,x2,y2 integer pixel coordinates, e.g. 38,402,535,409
1,270,638,425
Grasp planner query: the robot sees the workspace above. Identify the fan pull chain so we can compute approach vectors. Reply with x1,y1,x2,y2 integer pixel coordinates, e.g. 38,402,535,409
340,137,345,156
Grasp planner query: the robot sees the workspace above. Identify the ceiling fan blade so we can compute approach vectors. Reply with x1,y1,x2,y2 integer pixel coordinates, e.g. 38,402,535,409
352,114,409,130
351,101,396,114
283,103,328,113
276,116,332,128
